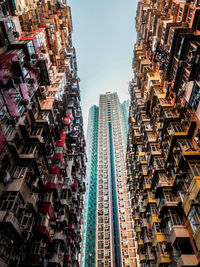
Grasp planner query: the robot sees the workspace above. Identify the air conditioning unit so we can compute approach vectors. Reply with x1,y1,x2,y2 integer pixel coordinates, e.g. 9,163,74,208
0,38,8,47
31,54,39,60
13,31,20,38
14,76,23,84
189,199,199,206
39,86,46,93
23,62,32,70
20,203,26,209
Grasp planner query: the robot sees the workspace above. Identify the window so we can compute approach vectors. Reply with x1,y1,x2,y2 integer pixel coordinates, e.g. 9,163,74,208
20,212,33,229
153,222,161,232
168,210,182,230
105,260,109,266
0,232,15,261
105,250,109,256
105,241,110,247
179,182,186,202
27,41,35,55
188,208,199,233
178,139,193,151
125,259,130,264
189,162,200,177
150,144,160,152
158,173,168,183
178,7,183,20
0,191,24,216
29,242,43,254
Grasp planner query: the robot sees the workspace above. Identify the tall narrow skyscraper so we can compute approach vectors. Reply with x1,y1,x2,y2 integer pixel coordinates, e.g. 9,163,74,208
83,93,138,267
82,105,99,266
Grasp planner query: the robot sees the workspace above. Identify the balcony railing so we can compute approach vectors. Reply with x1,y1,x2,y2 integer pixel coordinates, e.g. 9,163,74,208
177,254,198,267
0,210,23,236
158,194,181,215
19,144,38,159
53,231,66,241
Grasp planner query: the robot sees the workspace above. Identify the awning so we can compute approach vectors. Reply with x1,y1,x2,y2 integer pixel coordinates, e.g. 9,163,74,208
38,203,55,219
49,166,61,181
20,36,35,40
64,255,71,262
62,117,70,125
56,130,66,147
0,127,6,152
74,178,78,191
53,153,64,166
68,222,75,229
32,225,52,243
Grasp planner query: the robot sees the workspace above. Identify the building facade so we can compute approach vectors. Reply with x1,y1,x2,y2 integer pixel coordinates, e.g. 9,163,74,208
81,105,99,266
0,1,86,266
83,92,138,267
127,0,200,266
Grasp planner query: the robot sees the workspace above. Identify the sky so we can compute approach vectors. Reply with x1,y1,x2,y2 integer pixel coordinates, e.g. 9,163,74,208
68,0,138,132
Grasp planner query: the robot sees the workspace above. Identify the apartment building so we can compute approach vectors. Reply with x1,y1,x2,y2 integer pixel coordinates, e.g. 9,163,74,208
0,1,86,266
81,105,99,266
127,0,200,266
83,93,138,267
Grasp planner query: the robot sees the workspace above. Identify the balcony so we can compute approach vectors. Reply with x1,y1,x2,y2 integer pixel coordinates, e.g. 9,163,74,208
0,210,23,236
149,144,162,157
26,254,41,266
146,192,157,206
137,152,147,164
49,166,62,182
37,59,50,86
44,174,59,195
67,231,74,244
141,219,148,229
139,254,146,263
144,179,151,191
62,113,72,125
32,225,52,243
166,123,187,141
18,144,38,160
36,111,52,126
62,178,73,191
64,255,72,264
38,203,55,220
166,122,197,162
136,226,141,233
29,127,44,142
55,130,66,147
5,166,38,211
152,158,165,175
141,165,149,176
156,253,171,267
48,254,62,266
52,152,64,167
150,214,160,226
168,225,190,245
182,176,200,216
177,254,199,267
158,98,173,109
73,178,79,192
146,246,156,263
164,110,180,121
138,239,144,248
158,192,181,216
144,233,152,244
53,231,66,242
155,174,173,198
152,232,166,247
147,133,157,143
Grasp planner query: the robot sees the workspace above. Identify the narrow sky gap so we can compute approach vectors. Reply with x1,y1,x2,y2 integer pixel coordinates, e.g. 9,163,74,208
68,0,139,131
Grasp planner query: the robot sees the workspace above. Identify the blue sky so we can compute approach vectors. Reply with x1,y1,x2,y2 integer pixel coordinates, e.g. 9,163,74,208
68,0,138,131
